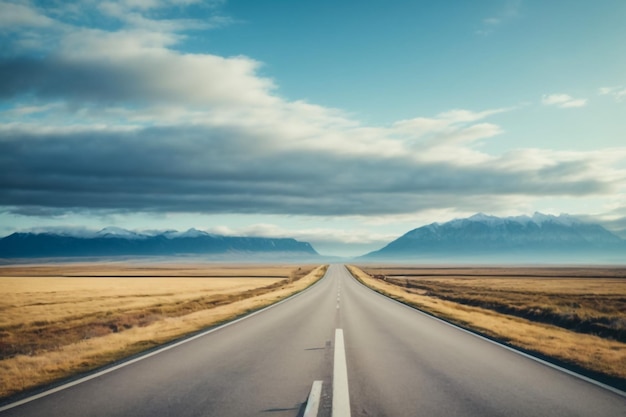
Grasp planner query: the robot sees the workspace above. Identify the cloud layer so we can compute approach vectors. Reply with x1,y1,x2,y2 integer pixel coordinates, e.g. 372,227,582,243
1,1,625,223
599,86,626,102
542,93,587,108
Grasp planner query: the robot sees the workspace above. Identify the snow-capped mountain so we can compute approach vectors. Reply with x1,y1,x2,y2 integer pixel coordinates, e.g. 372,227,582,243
364,213,625,262
0,228,318,258
96,227,148,239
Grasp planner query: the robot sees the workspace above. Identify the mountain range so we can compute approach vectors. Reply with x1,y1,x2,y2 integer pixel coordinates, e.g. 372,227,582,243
2,213,625,262
0,228,318,259
364,213,626,262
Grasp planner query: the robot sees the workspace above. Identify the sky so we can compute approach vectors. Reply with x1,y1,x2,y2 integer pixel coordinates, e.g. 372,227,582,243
1,0,625,256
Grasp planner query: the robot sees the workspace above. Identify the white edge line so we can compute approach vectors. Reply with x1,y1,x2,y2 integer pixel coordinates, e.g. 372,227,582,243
345,265,626,399
0,268,330,412
303,380,323,417
333,329,351,417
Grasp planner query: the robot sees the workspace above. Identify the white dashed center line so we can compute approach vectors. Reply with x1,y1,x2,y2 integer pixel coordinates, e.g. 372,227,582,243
333,328,351,417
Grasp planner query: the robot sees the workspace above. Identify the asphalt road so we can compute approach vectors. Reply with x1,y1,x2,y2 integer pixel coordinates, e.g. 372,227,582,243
2,264,625,416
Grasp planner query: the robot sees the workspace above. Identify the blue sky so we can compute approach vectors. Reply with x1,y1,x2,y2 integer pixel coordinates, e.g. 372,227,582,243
1,0,625,256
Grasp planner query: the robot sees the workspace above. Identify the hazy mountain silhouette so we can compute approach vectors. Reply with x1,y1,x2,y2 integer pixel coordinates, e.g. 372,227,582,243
0,228,318,258
363,213,625,263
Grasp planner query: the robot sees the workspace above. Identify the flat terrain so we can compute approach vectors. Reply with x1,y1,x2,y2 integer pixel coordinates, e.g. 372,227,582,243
3,265,625,417
352,265,626,386
0,263,325,399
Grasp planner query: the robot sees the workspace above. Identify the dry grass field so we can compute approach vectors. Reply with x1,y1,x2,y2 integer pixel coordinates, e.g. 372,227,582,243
349,265,626,386
0,263,327,399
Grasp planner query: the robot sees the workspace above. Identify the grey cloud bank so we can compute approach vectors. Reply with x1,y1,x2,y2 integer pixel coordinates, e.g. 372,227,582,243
0,122,614,218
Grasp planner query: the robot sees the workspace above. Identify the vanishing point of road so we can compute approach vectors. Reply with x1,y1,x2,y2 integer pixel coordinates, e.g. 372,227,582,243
2,265,625,416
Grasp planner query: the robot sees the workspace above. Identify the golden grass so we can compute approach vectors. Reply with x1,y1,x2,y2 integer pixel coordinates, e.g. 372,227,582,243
348,265,626,383
0,263,327,399
364,266,626,342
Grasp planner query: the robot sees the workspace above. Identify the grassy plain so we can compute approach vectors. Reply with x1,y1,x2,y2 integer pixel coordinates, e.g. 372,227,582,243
349,265,626,386
0,263,327,399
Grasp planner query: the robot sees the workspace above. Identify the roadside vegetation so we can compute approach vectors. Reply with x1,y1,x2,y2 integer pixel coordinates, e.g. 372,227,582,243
0,263,327,399
348,265,626,387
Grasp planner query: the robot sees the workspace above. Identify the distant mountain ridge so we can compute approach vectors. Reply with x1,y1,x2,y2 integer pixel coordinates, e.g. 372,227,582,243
364,212,625,262
0,228,318,258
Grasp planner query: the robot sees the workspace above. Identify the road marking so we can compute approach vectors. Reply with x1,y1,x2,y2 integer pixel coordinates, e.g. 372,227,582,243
333,329,351,417
303,380,323,417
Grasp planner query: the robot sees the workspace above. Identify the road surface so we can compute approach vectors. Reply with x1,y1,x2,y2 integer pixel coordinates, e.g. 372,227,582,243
2,264,625,416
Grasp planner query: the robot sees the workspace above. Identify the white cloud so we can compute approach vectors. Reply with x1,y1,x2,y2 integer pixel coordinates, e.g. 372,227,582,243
1,102,65,116
0,1,57,28
542,93,587,108
599,86,626,102
438,108,510,123
391,108,508,163
392,108,509,140
207,223,396,246
98,1,225,33
560,99,587,108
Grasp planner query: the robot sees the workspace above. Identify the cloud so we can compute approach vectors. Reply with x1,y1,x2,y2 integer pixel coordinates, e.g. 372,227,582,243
1,120,620,218
97,0,231,32
0,49,274,109
0,1,624,223
0,1,57,28
392,108,508,141
578,204,626,238
391,109,510,164
207,223,395,246
476,0,522,35
0,0,232,55
542,93,587,108
599,86,626,102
